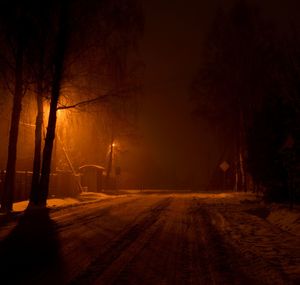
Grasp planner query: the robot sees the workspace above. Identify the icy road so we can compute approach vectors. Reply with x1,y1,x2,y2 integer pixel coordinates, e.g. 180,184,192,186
0,191,299,285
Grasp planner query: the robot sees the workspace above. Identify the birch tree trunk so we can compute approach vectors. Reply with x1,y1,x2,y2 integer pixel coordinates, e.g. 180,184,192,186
0,42,24,212
38,0,69,206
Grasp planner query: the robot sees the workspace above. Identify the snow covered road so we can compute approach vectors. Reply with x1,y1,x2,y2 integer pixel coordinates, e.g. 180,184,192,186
0,192,299,284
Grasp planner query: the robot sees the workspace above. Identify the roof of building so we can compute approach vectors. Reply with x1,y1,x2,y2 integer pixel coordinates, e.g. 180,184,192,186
78,164,105,171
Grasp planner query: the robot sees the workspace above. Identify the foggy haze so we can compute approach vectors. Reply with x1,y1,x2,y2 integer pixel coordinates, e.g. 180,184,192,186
0,0,300,189
135,0,300,188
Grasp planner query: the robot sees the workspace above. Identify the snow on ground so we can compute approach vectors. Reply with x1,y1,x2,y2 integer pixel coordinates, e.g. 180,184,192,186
12,191,125,212
195,192,300,283
0,191,299,284
267,205,300,236
11,191,300,237
192,191,300,236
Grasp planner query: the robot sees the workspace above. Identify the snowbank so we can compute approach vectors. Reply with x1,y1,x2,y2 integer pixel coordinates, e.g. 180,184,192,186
12,192,120,212
267,205,300,236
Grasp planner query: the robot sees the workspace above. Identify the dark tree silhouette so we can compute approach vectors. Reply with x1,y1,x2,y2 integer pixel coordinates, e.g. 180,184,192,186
37,0,70,206
246,26,300,204
34,0,143,206
0,0,143,208
0,1,34,212
28,1,56,205
191,0,276,192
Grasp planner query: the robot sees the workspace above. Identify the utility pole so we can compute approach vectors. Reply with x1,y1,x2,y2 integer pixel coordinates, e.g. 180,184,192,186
106,138,114,189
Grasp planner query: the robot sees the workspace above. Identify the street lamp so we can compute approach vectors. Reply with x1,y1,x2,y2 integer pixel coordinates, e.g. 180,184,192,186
106,140,115,189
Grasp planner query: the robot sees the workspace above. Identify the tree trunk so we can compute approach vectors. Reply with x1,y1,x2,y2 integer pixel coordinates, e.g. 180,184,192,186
234,111,241,192
106,139,114,189
239,108,247,192
29,44,46,206
38,101,58,205
38,0,69,206
234,147,240,191
29,82,44,205
0,43,24,212
239,146,246,192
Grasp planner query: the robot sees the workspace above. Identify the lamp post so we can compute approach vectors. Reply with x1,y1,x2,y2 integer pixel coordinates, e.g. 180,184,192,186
106,140,115,189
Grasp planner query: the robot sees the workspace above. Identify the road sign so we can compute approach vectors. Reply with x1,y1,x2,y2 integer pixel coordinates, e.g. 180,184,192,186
219,161,230,172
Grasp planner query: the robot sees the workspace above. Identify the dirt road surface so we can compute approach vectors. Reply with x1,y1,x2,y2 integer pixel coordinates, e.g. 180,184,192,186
0,192,299,284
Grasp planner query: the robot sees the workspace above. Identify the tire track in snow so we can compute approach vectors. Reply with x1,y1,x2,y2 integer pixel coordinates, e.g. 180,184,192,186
110,197,192,285
53,197,141,231
190,197,255,285
70,197,172,285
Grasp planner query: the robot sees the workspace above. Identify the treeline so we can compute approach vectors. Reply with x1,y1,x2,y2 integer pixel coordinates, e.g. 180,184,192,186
0,0,143,212
191,0,300,205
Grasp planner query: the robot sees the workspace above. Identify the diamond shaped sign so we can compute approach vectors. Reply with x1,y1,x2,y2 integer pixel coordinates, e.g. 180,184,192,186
219,161,230,172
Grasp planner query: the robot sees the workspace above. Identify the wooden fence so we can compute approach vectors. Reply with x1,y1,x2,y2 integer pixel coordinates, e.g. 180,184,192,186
0,170,81,202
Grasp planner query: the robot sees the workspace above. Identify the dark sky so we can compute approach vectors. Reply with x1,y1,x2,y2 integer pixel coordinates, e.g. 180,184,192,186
131,0,300,188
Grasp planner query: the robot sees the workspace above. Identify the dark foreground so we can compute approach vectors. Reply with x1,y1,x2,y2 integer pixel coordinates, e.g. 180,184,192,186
0,192,299,285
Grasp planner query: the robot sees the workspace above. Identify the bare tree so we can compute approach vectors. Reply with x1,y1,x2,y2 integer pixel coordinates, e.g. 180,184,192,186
31,0,143,206
28,1,55,205
0,1,34,212
36,0,70,206
191,0,276,191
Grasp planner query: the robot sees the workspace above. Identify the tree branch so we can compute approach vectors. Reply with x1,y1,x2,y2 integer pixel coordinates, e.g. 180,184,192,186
56,86,138,110
57,94,109,110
